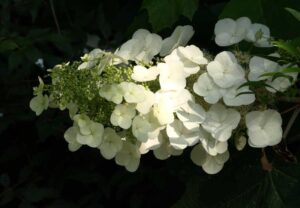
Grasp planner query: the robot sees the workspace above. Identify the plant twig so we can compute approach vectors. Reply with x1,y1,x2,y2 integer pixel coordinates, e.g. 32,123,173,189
281,104,300,114
278,96,300,103
49,0,61,34
283,107,300,139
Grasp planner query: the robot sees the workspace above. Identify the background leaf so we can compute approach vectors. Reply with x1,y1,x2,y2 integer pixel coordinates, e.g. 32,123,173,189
286,7,300,22
142,0,199,31
220,0,300,39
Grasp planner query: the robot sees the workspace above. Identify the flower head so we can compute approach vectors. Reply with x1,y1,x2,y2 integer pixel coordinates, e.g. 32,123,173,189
245,109,282,148
245,23,271,47
98,128,123,159
193,73,222,104
131,65,160,82
214,17,251,46
202,104,241,142
191,144,230,174
29,93,49,116
64,126,82,152
207,51,245,88
110,104,136,129
158,62,186,91
115,141,141,172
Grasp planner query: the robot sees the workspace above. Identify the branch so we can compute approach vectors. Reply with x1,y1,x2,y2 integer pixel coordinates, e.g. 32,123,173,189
49,0,61,34
278,96,300,103
283,107,300,139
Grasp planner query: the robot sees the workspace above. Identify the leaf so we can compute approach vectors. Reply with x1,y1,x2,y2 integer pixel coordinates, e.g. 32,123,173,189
286,7,300,22
220,0,264,22
142,0,199,31
259,72,294,83
172,175,201,208
189,149,300,208
272,41,300,59
0,39,18,53
220,0,300,39
21,185,57,203
238,80,276,91
235,91,254,97
0,174,10,187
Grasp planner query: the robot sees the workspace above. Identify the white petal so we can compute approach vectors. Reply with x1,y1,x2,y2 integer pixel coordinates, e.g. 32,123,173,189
160,25,194,56
190,144,207,166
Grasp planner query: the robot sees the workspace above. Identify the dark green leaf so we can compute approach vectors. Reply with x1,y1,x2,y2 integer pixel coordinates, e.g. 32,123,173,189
286,7,300,22
142,0,199,31
238,80,276,91
272,41,300,59
236,91,254,97
0,40,18,53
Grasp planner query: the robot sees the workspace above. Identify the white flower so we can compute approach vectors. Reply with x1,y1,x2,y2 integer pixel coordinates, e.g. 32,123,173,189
164,45,208,77
248,56,298,93
248,56,279,81
245,23,271,47
193,73,222,104
136,90,155,114
115,29,162,63
214,17,251,46
153,101,174,125
73,114,92,135
139,132,163,154
153,131,183,160
153,89,192,125
119,82,146,103
176,100,206,124
76,121,104,148
245,109,282,148
99,84,123,104
207,51,245,88
222,83,255,106
132,114,160,142
235,135,247,151
115,141,141,172
193,73,255,106
155,89,192,112
98,128,123,159
198,127,228,156
29,93,49,116
114,38,143,63
78,49,103,70
266,72,298,93
35,58,44,68
155,88,192,109
66,103,78,119
177,45,208,65
202,104,241,142
64,126,82,152
110,104,136,129
191,144,229,174
158,62,186,91
160,25,194,56
166,119,200,149
71,115,104,148
131,65,160,82
133,30,163,63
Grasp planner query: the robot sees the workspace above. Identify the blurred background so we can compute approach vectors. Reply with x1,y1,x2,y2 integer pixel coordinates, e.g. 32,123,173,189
1,0,300,207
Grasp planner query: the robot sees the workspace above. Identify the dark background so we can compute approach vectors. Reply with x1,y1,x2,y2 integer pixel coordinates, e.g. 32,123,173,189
1,0,300,207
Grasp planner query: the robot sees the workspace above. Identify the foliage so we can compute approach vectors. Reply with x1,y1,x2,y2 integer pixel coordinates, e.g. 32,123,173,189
142,0,199,31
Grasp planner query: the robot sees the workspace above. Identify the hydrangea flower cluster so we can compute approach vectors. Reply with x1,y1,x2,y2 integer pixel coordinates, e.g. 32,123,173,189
30,17,299,174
